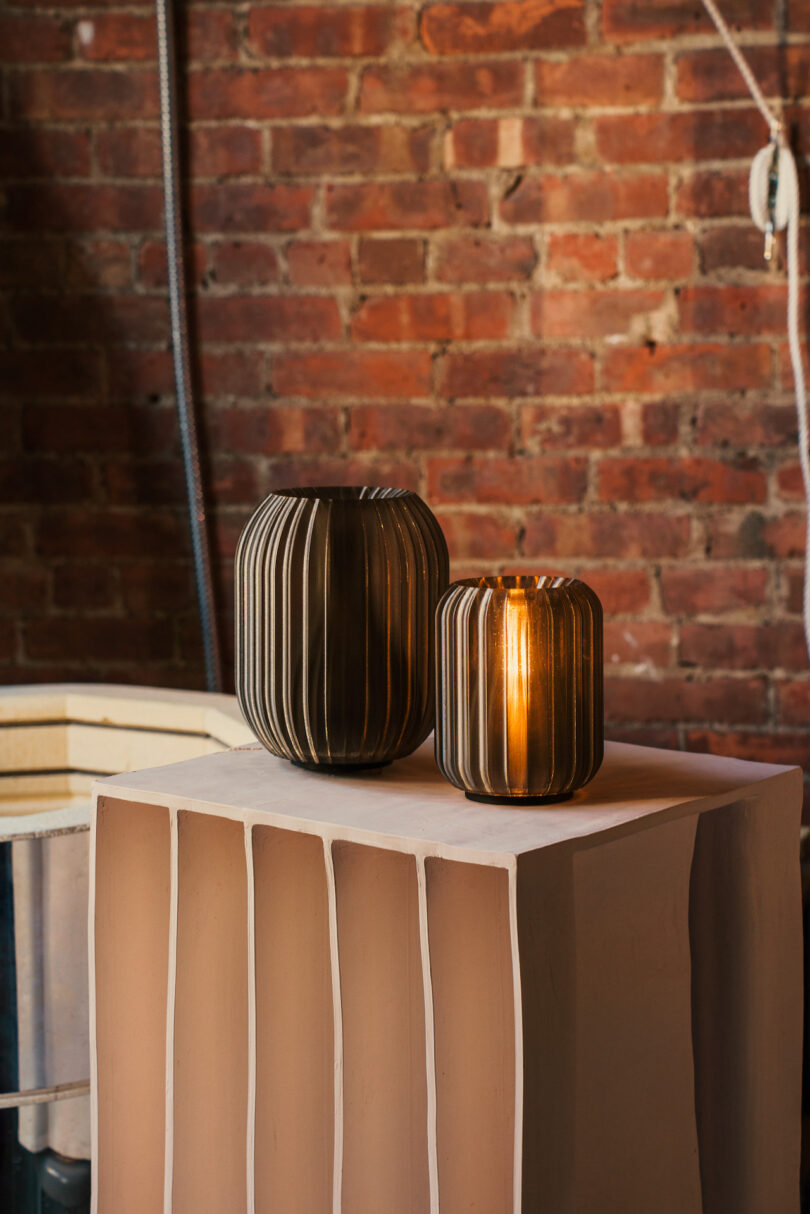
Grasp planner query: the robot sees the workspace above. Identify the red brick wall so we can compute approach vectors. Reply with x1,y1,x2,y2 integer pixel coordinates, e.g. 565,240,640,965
2,1,809,776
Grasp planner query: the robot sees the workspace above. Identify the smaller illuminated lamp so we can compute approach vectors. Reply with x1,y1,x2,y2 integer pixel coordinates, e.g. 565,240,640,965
435,575,603,804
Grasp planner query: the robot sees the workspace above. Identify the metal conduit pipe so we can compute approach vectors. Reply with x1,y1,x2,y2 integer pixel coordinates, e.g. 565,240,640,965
155,0,223,692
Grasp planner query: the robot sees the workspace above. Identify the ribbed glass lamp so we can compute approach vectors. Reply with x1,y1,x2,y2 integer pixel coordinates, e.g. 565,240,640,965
435,575,603,804
236,487,449,771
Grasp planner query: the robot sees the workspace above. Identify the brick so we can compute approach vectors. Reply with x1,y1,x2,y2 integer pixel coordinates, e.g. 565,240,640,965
77,13,155,60
273,124,432,175
603,0,772,43
197,296,342,343
434,510,518,559
287,240,352,286
259,457,422,493
532,287,666,340
0,566,50,613
598,456,767,505
680,623,807,672
107,350,262,399
605,675,768,726
137,240,206,288
64,239,133,289
699,226,770,274
440,348,594,397
13,295,169,345
191,184,313,232
660,565,769,614
185,10,239,61
603,343,771,394
359,60,523,113
248,6,409,57
577,567,651,614
2,129,92,179
435,235,535,283
9,69,159,120
188,67,347,119
0,14,71,62
209,405,342,454
694,402,797,448
348,403,510,450
521,404,622,449
675,170,749,218
23,403,143,452
358,238,425,284
0,458,93,505
776,462,803,499
35,511,185,561
641,400,680,445
427,456,588,504
607,726,680,749
778,682,810,727
686,729,810,768
676,45,810,104
104,461,188,507
678,286,789,337
704,512,806,561
326,180,488,230
4,184,162,233
0,350,102,399
604,621,673,668
96,126,261,179
523,510,692,558
546,233,617,283
420,1,586,54
625,230,693,279
446,116,574,168
210,241,281,288
593,109,763,165
53,563,117,610
120,562,195,613
0,239,64,288
535,52,663,106
24,618,173,663
351,290,514,341
273,350,432,398
501,171,668,224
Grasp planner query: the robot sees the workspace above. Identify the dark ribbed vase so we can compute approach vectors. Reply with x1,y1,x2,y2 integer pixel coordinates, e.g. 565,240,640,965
435,575,603,804
236,487,449,771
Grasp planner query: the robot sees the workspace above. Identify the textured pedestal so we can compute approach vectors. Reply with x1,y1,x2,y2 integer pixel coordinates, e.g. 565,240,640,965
90,739,803,1214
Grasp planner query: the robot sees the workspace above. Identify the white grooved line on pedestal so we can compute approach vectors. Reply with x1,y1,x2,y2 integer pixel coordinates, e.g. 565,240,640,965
416,856,439,1214
509,859,524,1214
163,808,179,1214
323,837,344,1214
244,823,256,1214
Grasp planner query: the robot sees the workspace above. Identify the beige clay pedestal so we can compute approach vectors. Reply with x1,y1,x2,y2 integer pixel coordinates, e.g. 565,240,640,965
90,739,802,1214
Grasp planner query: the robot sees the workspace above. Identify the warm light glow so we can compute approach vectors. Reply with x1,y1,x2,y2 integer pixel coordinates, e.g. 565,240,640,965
504,594,530,793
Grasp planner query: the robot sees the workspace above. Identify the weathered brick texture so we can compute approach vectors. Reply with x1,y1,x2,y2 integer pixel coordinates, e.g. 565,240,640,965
3,0,810,800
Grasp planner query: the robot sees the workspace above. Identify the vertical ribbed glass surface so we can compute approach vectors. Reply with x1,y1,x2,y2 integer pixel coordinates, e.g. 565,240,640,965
236,487,449,770
435,575,603,803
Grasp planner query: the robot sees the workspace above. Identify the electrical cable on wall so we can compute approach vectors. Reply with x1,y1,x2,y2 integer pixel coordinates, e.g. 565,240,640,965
156,0,223,692
700,0,810,660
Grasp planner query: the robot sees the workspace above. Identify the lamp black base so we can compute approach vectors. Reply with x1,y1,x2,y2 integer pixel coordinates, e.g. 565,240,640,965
465,790,574,806
291,758,392,774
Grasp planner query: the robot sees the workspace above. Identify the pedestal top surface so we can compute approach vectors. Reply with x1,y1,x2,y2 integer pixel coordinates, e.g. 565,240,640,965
94,737,799,864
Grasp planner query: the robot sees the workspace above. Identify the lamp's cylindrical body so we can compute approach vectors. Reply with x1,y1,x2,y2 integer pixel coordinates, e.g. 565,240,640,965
236,487,449,770
436,575,603,803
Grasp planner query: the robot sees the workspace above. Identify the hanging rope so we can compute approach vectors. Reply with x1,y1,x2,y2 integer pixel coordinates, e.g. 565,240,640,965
700,0,810,661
